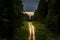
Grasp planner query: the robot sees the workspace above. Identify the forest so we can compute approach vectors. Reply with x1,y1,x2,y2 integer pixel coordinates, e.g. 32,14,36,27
0,0,60,40
34,0,60,40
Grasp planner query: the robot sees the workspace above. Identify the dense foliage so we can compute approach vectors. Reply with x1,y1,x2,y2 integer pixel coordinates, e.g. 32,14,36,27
0,0,24,40
34,0,48,23
34,0,60,35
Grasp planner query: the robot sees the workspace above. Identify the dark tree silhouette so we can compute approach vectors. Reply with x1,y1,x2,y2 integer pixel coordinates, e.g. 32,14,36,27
0,0,24,40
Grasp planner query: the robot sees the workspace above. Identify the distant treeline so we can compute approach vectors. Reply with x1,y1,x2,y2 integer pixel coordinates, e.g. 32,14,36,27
0,0,24,40
34,0,60,35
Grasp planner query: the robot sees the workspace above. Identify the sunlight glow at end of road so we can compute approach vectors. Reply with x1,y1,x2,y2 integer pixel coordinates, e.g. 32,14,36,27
28,22,35,40
23,12,34,16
